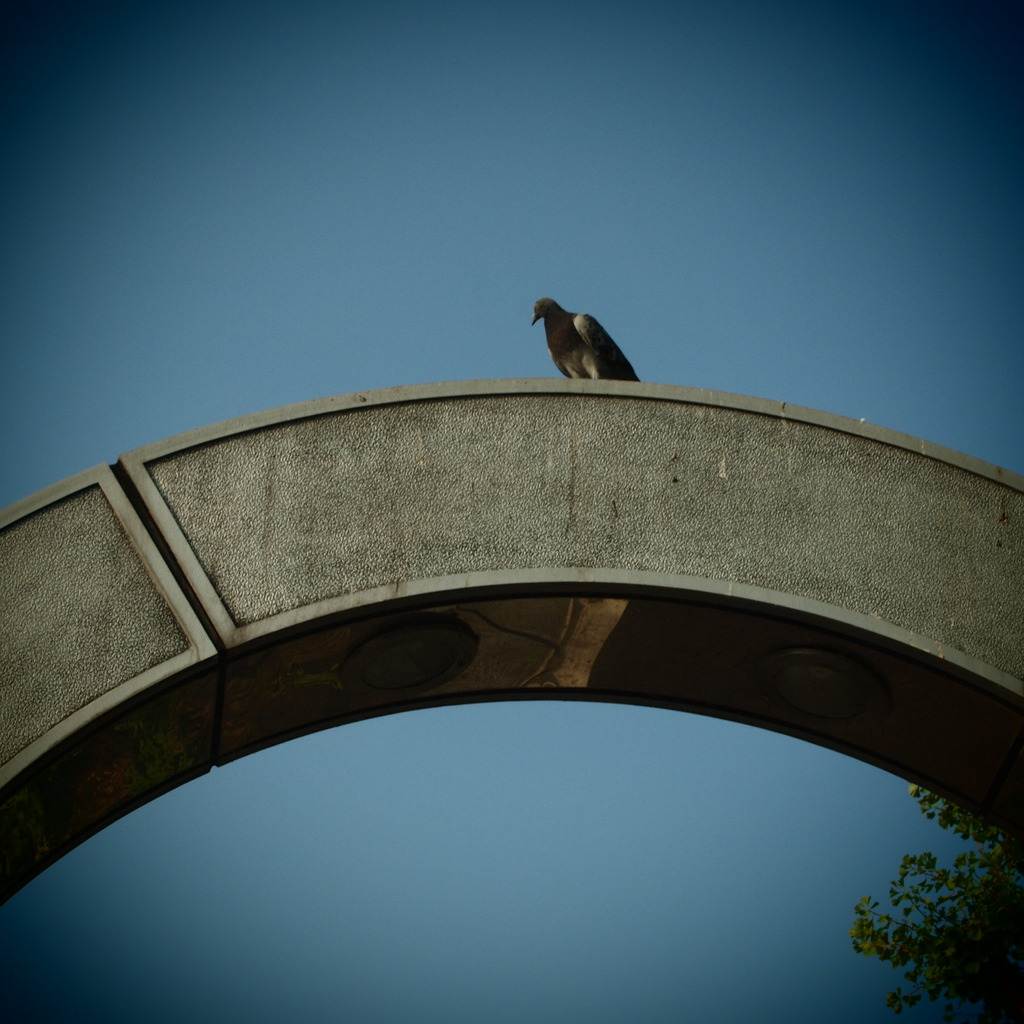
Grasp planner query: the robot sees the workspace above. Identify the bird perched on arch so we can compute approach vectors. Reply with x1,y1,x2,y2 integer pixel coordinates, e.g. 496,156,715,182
532,297,639,382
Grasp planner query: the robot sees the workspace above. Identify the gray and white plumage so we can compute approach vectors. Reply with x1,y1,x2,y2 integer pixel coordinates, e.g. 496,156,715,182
531,297,639,381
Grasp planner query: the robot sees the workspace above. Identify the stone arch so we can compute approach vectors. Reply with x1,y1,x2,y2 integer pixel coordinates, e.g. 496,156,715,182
2,380,1022,902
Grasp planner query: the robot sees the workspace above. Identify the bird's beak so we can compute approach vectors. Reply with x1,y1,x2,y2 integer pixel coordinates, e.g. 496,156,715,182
531,312,540,325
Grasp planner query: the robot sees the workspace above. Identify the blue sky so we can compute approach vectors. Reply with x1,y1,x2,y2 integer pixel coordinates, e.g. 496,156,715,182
1,1,1022,1022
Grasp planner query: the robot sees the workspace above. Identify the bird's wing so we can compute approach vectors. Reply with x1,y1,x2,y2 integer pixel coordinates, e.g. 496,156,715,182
573,313,639,380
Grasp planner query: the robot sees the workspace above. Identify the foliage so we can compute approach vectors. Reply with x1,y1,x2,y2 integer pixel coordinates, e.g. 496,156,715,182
850,786,1024,1023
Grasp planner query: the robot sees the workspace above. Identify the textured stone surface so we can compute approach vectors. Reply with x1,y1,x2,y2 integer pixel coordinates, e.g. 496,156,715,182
0,485,188,764
146,393,1023,680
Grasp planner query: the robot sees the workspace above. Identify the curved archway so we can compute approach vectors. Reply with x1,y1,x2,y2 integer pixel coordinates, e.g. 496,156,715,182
2,380,1022,902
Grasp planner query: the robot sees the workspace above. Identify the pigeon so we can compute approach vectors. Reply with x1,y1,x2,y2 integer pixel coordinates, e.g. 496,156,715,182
531,297,639,381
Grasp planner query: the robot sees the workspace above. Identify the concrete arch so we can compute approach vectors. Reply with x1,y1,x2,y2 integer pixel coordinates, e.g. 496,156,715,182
1,379,1022,902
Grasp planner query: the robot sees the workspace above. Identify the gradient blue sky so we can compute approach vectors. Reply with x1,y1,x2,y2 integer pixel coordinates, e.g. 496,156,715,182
1,2,1022,1022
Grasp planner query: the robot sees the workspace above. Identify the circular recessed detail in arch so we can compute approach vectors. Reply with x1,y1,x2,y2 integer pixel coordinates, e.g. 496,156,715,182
342,617,478,691
762,647,890,720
